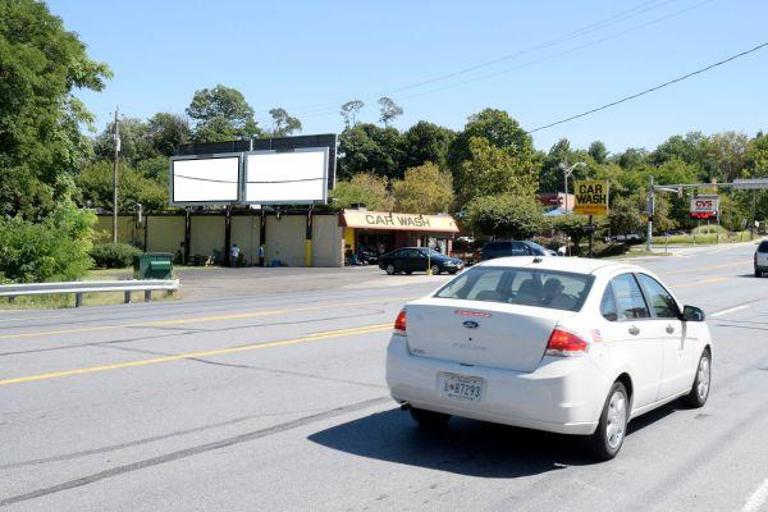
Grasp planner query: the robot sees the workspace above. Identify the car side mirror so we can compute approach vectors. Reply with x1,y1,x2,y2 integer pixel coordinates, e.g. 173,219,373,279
682,305,705,322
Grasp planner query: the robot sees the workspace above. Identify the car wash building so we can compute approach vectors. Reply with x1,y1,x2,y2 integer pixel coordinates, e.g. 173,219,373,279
339,209,459,255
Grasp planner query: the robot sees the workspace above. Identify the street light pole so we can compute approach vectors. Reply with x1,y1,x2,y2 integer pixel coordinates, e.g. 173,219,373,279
560,161,586,214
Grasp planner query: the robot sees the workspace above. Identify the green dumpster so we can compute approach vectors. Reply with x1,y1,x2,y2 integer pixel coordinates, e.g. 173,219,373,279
134,252,174,280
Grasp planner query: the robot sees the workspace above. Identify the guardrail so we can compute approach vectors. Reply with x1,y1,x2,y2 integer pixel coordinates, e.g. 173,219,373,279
0,279,180,307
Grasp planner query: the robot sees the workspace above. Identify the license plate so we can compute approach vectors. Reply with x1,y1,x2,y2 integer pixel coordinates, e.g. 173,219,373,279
440,373,485,402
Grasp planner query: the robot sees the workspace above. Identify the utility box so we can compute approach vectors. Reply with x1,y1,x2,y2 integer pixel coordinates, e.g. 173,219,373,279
135,252,174,280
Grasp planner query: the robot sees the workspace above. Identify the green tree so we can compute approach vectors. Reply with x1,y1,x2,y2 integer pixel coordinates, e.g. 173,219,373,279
93,117,154,166
609,195,644,236
588,141,609,164
465,194,543,239
337,123,404,180
340,100,364,128
551,215,592,255
746,132,768,176
699,131,749,182
330,173,394,211
392,162,454,214
615,147,649,170
0,178,96,283
77,160,167,213
268,107,302,137
378,97,403,127
447,108,534,173
0,0,111,219
400,121,454,170
147,112,191,156
186,85,261,142
539,138,578,193
650,132,705,166
455,136,538,208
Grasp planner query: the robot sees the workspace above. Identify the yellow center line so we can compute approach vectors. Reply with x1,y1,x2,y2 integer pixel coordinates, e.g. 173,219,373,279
0,323,392,387
0,297,414,341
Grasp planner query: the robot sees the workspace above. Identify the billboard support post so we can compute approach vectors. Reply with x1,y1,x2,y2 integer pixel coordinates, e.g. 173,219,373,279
224,207,232,267
183,209,191,264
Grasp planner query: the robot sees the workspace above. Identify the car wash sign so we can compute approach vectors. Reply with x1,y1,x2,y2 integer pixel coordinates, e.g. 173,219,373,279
573,180,609,216
690,195,719,219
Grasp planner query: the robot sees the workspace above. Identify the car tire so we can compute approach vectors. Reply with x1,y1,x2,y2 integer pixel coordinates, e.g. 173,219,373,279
682,350,711,408
409,407,450,430
755,268,762,277
385,264,396,275
448,269,458,275
588,382,629,461
405,270,413,275
430,264,441,275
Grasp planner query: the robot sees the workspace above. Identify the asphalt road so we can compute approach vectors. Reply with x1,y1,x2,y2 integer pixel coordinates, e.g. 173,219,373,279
1,242,767,511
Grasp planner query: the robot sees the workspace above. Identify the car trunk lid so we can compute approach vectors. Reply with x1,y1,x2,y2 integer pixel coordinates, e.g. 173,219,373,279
406,298,575,372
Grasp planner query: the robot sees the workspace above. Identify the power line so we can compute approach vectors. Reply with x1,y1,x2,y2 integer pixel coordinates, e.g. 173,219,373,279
293,0,713,120
288,0,685,116
528,40,768,133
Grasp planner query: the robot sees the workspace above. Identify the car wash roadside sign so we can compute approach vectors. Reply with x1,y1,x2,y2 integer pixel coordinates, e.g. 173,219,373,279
690,195,719,219
573,180,609,216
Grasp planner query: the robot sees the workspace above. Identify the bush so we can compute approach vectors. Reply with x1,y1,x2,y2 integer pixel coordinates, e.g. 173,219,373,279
691,224,727,235
0,204,96,283
90,243,142,269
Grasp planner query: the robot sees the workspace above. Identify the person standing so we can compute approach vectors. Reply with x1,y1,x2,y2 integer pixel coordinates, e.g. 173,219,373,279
258,244,265,267
230,243,240,267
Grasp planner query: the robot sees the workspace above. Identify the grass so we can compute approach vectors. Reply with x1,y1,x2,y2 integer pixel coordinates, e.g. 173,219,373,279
652,230,752,245
0,267,180,310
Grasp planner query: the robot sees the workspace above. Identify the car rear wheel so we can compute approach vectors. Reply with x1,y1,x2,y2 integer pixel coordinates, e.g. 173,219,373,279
682,350,711,408
409,407,450,430
755,268,763,277
430,264,441,275
588,382,629,460
385,264,397,275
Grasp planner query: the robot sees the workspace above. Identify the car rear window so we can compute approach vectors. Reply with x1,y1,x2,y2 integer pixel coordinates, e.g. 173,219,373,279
759,241,768,253
434,266,594,312
483,242,508,251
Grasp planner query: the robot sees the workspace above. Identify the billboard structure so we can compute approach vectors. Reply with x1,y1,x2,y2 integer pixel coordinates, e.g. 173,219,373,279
170,134,336,207
243,147,329,204
170,153,241,205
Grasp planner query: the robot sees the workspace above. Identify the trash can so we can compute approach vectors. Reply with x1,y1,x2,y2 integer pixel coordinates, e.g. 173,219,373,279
134,252,174,280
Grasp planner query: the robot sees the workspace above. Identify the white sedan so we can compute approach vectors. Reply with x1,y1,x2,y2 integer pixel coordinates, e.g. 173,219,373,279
386,257,713,459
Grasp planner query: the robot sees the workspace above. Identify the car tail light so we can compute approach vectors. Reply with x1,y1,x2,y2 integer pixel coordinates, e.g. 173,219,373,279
393,309,407,335
546,328,588,357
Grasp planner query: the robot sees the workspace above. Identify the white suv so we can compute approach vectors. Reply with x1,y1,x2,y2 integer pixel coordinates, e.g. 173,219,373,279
755,240,768,277
386,257,713,460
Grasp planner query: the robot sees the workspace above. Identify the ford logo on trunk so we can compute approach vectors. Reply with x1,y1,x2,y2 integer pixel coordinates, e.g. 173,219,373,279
462,320,479,329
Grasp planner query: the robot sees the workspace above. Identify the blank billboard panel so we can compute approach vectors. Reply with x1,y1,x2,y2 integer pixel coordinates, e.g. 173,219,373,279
172,156,240,204
244,148,328,204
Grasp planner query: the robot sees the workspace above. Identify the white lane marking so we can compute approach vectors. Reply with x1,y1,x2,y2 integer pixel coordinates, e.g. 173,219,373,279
742,477,768,512
710,305,750,318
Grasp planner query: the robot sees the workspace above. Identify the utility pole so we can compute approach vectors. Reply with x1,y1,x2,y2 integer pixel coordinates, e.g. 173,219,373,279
112,107,120,244
646,175,654,252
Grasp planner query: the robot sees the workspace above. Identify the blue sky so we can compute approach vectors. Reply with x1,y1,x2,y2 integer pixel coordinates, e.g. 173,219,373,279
49,0,768,154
